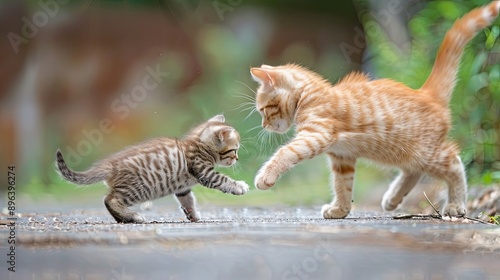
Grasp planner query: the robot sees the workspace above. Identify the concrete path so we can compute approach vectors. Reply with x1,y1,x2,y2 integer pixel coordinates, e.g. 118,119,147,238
1,207,499,280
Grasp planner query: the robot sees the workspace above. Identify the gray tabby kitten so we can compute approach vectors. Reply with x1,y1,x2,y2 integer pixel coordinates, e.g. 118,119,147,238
56,115,249,223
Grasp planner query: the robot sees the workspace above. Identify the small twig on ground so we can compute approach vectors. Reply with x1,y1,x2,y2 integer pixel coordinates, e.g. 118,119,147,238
393,214,442,220
463,216,491,225
423,191,442,218
392,192,495,225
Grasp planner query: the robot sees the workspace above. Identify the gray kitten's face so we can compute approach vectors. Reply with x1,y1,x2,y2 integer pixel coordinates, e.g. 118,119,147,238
215,127,240,167
198,115,240,167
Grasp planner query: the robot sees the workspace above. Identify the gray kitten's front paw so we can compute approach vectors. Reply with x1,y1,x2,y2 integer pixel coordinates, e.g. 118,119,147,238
223,180,249,195
181,207,200,222
232,180,249,195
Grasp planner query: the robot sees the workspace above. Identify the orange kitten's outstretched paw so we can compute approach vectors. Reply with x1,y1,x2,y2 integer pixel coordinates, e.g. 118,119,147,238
321,204,350,219
443,203,467,217
254,171,277,190
255,177,274,190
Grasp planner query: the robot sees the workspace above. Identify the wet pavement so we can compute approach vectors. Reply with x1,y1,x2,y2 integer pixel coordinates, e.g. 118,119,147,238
1,206,499,280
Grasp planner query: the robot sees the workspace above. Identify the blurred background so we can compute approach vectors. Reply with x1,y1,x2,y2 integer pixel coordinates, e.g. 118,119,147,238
0,0,498,212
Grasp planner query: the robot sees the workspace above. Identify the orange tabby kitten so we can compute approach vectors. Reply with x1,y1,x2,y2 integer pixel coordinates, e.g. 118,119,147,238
250,1,500,218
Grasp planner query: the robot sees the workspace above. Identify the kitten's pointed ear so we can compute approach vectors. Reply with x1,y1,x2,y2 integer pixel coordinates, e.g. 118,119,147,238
218,128,232,142
250,67,275,88
209,114,225,123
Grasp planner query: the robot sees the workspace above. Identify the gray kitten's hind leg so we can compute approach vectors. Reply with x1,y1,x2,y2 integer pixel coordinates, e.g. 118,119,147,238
104,193,145,223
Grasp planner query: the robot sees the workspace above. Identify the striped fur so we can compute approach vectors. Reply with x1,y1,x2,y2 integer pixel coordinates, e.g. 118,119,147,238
56,115,248,223
250,2,499,219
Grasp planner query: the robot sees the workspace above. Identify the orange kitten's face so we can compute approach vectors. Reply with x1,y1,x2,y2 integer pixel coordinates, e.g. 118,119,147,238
256,91,290,134
250,65,304,134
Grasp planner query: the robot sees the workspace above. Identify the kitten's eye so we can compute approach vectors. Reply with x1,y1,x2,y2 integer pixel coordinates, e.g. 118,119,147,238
219,149,237,156
263,106,279,119
260,107,272,115
261,105,278,114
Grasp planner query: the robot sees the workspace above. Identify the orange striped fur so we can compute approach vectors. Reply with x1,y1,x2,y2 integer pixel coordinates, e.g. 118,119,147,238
250,1,500,219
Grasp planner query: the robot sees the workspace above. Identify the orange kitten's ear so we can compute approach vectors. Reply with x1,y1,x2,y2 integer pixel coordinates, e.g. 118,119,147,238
250,67,275,88
209,114,225,123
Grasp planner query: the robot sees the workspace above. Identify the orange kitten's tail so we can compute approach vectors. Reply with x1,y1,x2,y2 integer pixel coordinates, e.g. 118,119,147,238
421,1,500,104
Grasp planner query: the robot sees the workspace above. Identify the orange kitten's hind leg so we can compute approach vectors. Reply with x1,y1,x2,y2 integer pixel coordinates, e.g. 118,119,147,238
425,144,468,216
381,172,423,212
322,153,356,219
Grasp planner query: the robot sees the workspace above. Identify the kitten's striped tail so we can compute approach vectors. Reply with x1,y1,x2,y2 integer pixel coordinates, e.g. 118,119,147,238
55,149,109,185
421,1,500,104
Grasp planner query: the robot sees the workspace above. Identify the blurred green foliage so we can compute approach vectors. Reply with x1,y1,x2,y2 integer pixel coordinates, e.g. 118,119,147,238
21,1,377,206
16,0,499,209
361,0,500,185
